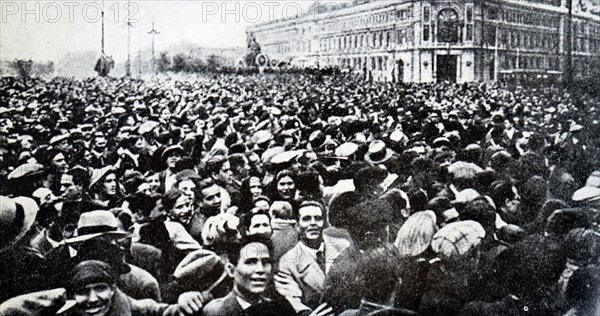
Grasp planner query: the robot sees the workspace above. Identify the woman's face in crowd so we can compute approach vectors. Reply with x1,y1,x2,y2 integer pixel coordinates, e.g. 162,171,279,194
277,176,296,200
247,214,272,237
249,176,262,198
178,179,196,202
102,173,117,196
169,194,192,224
73,282,115,316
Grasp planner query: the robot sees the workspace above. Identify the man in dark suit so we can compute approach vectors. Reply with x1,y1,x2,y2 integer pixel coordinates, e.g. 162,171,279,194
278,201,350,309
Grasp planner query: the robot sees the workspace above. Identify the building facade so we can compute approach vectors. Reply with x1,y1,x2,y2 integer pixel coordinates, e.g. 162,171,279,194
246,0,600,83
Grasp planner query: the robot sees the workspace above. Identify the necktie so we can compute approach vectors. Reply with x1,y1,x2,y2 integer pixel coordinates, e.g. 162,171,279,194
316,249,326,274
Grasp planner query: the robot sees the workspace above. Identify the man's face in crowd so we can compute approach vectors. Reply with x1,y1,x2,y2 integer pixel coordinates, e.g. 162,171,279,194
277,176,295,200
503,186,521,214
73,282,115,316
166,152,181,170
169,194,192,224
94,137,107,152
59,174,74,195
254,199,270,211
20,138,33,150
178,179,196,202
249,176,262,198
52,153,69,172
216,161,234,185
160,108,171,122
146,173,160,193
247,153,263,174
134,138,146,153
103,173,117,196
227,242,272,298
181,124,192,137
247,214,272,238
57,139,72,153
297,205,324,246
201,184,221,212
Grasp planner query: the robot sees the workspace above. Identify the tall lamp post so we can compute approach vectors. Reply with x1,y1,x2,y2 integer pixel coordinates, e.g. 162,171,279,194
148,21,160,74
564,0,573,86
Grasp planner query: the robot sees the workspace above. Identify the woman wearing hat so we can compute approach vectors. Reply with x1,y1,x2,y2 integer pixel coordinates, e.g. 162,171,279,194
89,166,123,209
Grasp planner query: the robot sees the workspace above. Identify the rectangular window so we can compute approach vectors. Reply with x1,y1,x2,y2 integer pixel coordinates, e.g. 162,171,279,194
466,5,473,23
424,6,430,22
466,25,473,41
424,25,430,41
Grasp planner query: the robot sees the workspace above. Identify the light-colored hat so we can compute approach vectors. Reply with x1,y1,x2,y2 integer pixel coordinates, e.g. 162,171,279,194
0,196,39,252
7,162,45,180
364,140,394,164
65,210,129,244
431,220,485,258
161,145,185,159
335,142,359,158
395,210,438,257
572,171,600,202
89,166,115,189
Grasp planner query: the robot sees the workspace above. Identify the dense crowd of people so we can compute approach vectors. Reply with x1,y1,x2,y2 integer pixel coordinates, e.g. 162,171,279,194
0,72,599,316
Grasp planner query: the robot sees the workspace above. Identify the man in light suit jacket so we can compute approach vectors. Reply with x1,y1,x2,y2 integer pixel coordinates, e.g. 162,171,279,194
278,201,351,309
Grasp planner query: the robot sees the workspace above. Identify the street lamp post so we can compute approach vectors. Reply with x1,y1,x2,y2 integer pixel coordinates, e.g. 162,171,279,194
148,21,160,74
564,0,573,86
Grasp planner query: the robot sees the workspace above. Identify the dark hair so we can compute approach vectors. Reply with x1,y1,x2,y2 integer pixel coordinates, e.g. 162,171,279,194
241,209,271,235
490,180,517,207
162,188,184,211
461,197,496,231
197,178,217,196
295,170,323,200
240,176,262,214
566,265,600,310
204,156,228,176
227,235,274,266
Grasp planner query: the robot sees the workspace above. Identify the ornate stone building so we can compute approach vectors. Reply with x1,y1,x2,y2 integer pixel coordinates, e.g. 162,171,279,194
246,0,600,83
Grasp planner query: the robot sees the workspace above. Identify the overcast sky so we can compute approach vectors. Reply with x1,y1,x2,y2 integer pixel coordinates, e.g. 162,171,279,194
1,0,328,62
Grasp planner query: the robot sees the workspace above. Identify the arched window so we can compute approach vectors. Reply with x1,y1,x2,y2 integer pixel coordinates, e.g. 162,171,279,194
437,8,461,43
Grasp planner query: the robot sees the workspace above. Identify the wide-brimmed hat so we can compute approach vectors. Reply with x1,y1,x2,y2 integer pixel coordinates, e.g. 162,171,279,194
88,166,115,189
572,171,600,202
271,150,305,165
7,162,46,180
161,145,185,160
138,120,160,135
306,130,331,150
0,196,39,253
252,130,273,145
364,140,394,164
65,210,129,244
335,142,359,158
